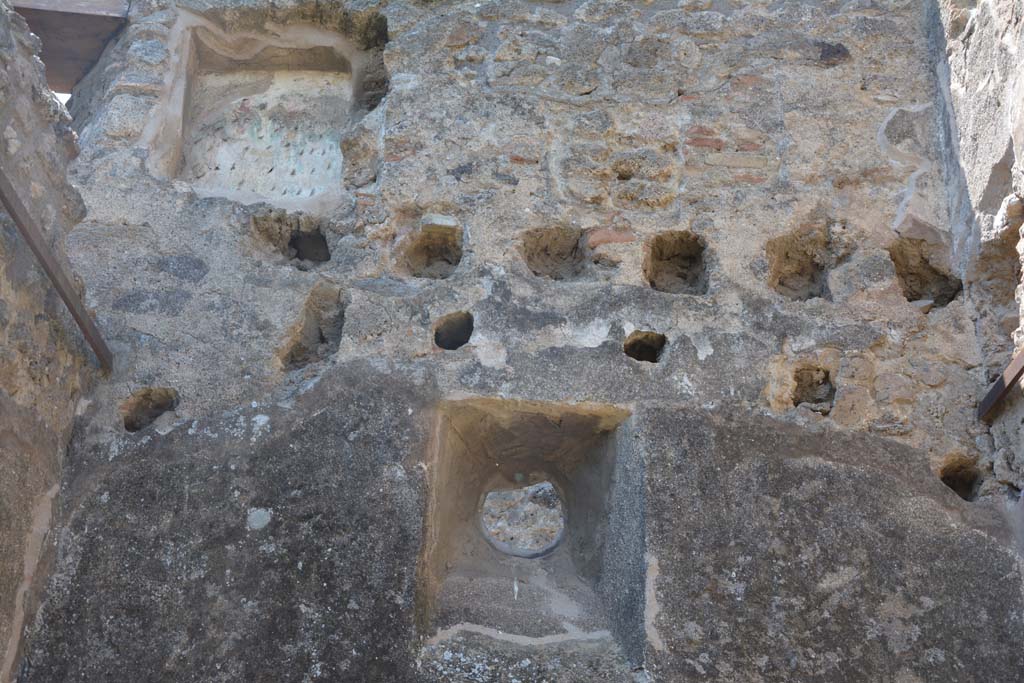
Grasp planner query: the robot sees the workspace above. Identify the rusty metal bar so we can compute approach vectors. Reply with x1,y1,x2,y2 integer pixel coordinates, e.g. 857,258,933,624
0,166,112,372
978,346,1024,421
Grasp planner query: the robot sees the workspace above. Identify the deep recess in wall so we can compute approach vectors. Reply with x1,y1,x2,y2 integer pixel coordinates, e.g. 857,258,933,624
939,454,981,501
120,388,179,432
288,230,330,263
766,222,849,301
792,365,835,415
623,331,667,363
433,312,473,350
644,231,707,294
888,237,961,307
183,45,348,205
402,216,463,279
418,400,644,665
146,11,389,212
277,282,344,369
521,226,588,280
251,210,331,267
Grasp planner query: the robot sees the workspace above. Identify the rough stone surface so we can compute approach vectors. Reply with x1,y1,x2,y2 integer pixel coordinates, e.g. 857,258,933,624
480,482,565,556
0,1,94,678
17,371,1024,682
642,408,1024,683
56,0,995,486
934,0,1024,495
7,0,1024,680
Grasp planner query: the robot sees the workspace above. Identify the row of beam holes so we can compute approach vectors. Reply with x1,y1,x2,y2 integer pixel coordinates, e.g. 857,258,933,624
401,224,710,294
523,224,965,307
411,223,974,504
521,227,709,294
767,226,962,306
413,223,964,309
516,227,973,502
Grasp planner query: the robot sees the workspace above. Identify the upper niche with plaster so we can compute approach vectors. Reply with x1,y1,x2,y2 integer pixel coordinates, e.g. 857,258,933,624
146,14,386,212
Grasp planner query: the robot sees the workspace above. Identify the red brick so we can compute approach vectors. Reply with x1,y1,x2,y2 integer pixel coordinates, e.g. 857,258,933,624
686,125,718,137
587,228,637,248
686,136,725,150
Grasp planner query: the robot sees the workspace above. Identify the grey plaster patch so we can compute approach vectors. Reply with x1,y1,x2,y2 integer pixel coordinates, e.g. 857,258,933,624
154,255,210,282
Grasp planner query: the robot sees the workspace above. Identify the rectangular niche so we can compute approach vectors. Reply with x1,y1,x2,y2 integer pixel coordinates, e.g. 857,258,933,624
417,398,646,665
145,12,387,212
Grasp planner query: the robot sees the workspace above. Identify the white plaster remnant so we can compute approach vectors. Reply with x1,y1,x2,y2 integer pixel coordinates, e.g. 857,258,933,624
472,334,507,368
3,124,18,155
567,319,610,347
691,335,714,361
645,552,667,652
247,507,273,530
251,414,271,442
425,622,612,647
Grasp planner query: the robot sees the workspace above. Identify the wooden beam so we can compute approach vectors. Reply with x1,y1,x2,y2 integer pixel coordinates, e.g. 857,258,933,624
977,347,1024,421
12,4,127,92
12,1,128,19
0,166,112,372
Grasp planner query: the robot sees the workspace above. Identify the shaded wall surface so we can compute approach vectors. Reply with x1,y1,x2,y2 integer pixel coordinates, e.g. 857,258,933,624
12,0,1024,681
0,0,93,679
935,0,1024,493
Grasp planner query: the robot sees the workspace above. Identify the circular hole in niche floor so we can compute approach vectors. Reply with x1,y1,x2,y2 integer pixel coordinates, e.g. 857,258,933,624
434,311,473,350
479,481,566,558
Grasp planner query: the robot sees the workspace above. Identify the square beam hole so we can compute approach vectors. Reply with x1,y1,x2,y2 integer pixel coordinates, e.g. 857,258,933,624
417,399,645,666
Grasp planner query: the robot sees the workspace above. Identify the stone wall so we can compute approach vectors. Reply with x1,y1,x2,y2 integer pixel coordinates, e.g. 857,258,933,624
935,0,1024,494
13,0,1024,680
53,0,993,490
0,1,93,679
